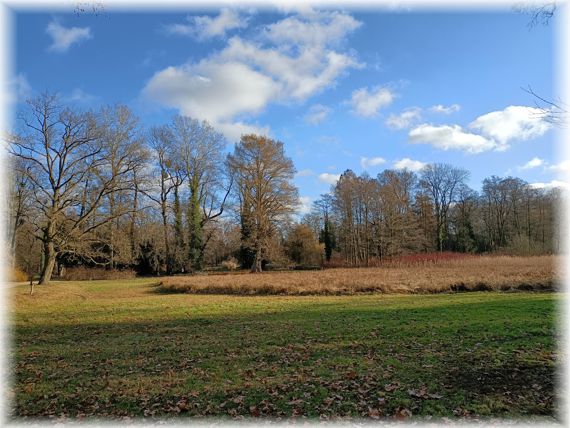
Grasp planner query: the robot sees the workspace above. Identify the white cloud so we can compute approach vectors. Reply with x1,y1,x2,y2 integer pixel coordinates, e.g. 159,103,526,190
360,156,386,169
165,9,247,40
393,158,427,172
318,173,341,184
429,104,461,114
350,86,395,117
264,9,361,48
409,124,496,154
66,88,97,104
220,37,359,100
215,121,270,142
143,10,362,142
519,157,545,170
469,105,551,151
529,180,568,190
295,168,315,177
298,196,312,214
385,107,422,130
408,105,552,154
304,104,331,125
143,61,278,142
46,21,92,53
6,73,31,104
548,160,570,173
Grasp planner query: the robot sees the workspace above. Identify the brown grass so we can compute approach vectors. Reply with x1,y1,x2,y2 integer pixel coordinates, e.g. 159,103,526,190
159,255,559,296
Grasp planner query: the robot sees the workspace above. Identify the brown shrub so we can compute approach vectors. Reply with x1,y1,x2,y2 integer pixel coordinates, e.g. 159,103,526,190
7,267,28,282
220,257,239,271
60,266,136,281
159,255,559,296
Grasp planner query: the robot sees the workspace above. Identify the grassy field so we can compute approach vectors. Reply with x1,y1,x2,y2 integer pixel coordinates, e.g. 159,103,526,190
9,273,560,422
160,255,558,295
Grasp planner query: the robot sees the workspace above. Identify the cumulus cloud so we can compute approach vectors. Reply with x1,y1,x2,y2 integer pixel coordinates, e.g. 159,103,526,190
469,105,551,151
409,124,496,154
143,10,361,141
264,9,361,48
548,160,570,173
6,73,32,104
393,158,427,172
298,196,312,214
429,104,461,114
385,107,422,130
519,157,545,170
165,9,248,39
360,156,386,169
318,173,341,184
65,88,98,104
304,104,331,125
408,105,552,154
215,121,270,143
220,37,359,100
143,61,278,140
295,168,315,177
529,180,568,190
46,21,92,53
350,86,395,117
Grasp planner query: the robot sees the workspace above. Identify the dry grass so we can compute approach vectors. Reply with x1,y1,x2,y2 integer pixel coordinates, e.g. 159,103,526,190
159,255,559,295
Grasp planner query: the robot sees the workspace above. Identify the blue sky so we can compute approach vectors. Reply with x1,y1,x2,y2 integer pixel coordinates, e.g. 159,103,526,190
11,6,562,213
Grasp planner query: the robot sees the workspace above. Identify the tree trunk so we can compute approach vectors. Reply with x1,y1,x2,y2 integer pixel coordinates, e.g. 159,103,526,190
188,180,203,271
251,248,263,273
39,241,56,285
161,204,171,275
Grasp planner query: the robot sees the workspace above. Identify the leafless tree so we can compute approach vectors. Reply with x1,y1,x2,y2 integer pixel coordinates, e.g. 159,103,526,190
420,164,469,252
8,93,137,284
514,1,556,28
96,104,149,268
228,134,298,272
170,116,231,271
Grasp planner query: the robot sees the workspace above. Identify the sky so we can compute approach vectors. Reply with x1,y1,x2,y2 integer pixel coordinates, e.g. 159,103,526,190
9,4,564,214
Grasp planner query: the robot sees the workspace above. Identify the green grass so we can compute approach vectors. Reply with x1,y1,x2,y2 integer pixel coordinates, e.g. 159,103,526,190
9,278,561,421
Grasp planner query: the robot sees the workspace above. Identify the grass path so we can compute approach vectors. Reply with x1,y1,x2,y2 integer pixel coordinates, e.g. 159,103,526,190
9,278,561,421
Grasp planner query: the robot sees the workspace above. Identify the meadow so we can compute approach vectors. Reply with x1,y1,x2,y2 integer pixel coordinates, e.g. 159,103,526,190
9,256,561,422
160,255,558,295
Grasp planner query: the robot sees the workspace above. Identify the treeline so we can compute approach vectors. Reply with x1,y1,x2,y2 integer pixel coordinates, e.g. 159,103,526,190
6,94,562,283
303,166,561,267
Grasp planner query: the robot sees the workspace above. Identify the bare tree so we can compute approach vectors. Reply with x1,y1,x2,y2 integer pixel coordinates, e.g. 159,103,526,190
8,93,137,284
7,157,32,267
146,125,183,274
523,85,567,127
170,116,231,271
97,104,148,269
420,164,469,252
514,1,556,28
228,135,298,273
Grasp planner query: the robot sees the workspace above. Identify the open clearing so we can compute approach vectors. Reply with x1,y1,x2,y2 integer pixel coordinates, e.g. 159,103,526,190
9,271,560,421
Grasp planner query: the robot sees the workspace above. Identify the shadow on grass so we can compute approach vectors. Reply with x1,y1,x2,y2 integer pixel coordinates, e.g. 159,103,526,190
11,294,559,420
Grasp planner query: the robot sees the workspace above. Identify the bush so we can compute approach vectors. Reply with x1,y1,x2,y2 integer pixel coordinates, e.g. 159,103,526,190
220,257,239,271
8,267,28,282
285,224,323,267
60,266,136,281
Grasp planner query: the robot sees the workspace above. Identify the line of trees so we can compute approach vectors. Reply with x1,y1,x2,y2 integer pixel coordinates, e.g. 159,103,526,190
304,166,562,266
5,93,563,283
